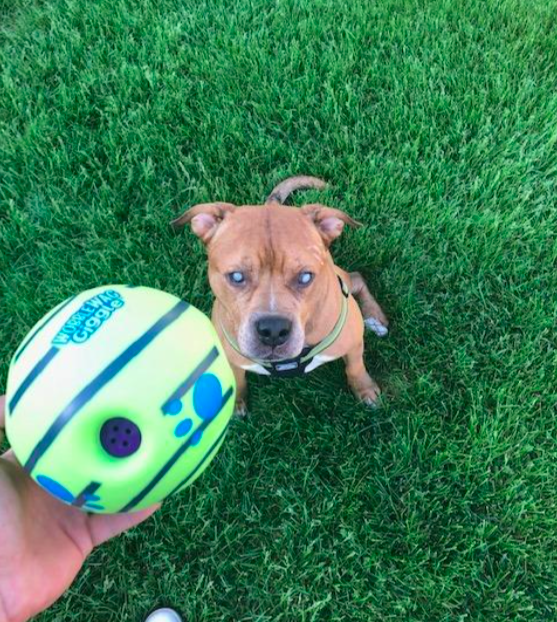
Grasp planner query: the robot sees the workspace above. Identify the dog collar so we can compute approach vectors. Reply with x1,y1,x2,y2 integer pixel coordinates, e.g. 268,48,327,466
220,276,350,378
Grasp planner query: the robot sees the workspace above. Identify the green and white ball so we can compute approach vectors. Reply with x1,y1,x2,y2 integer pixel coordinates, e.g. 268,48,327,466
5,285,235,513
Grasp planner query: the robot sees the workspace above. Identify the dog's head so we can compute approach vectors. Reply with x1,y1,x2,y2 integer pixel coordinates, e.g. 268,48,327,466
172,202,360,361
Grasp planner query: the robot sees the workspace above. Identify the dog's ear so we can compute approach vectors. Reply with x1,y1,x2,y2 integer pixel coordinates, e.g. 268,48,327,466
171,202,236,244
301,204,362,245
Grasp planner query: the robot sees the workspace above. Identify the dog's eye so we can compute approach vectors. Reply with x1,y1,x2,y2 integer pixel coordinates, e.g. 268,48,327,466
228,271,246,285
298,271,314,286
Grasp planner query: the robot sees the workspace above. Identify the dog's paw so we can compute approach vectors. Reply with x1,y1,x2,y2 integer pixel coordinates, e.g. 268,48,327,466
358,386,381,408
234,399,248,418
350,377,382,408
364,317,389,337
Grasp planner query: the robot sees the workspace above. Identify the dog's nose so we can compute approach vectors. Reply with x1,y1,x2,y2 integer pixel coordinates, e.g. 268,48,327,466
256,316,292,347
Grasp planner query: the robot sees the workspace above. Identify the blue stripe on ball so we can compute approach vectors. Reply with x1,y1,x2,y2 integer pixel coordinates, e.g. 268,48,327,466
84,502,105,511
24,300,190,474
167,421,230,496
9,347,60,415
13,295,76,362
72,481,102,508
161,347,219,415
119,386,234,513
36,475,74,503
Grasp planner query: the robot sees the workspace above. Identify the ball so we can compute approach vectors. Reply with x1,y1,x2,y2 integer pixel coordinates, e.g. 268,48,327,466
5,285,235,513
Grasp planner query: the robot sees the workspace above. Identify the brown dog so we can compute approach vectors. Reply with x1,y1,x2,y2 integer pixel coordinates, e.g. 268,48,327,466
172,176,388,415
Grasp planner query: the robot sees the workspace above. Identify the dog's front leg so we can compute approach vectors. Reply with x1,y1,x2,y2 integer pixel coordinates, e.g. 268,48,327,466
343,341,381,407
232,364,248,417
349,271,389,337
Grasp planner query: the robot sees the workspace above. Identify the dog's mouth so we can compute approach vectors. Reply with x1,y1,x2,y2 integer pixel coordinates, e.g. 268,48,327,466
236,317,305,362
254,345,303,362
238,342,304,363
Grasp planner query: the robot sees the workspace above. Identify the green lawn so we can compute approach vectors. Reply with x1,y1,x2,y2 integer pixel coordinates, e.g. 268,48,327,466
1,0,557,619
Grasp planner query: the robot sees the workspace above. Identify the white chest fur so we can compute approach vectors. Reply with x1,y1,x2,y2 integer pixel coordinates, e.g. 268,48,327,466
240,363,272,376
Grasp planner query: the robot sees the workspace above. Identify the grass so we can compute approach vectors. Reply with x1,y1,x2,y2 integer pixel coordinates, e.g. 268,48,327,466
1,0,557,619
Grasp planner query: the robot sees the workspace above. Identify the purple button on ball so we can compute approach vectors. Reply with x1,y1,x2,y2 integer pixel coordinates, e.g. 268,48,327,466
100,417,142,458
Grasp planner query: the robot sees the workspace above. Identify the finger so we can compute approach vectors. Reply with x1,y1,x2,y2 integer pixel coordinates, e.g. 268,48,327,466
1,395,17,461
88,504,160,547
0,395,5,446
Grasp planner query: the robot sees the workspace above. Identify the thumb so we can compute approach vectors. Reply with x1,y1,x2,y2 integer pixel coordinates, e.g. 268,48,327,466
0,395,5,445
87,504,160,547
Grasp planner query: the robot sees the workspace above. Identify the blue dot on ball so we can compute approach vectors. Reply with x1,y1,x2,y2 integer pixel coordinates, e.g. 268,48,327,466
193,373,222,420
191,430,203,446
165,399,183,416
36,475,74,503
174,418,193,438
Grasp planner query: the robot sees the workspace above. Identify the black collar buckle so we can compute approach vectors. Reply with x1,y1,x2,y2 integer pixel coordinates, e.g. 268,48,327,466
264,346,314,378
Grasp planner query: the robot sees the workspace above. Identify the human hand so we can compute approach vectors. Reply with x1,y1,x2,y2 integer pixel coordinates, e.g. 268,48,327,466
0,395,159,622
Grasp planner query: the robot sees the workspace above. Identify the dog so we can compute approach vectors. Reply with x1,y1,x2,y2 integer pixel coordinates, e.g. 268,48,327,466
172,176,389,415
